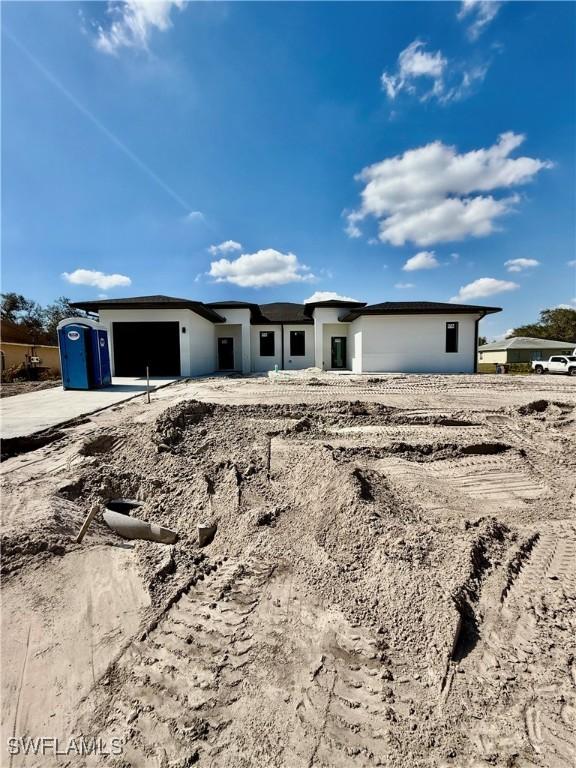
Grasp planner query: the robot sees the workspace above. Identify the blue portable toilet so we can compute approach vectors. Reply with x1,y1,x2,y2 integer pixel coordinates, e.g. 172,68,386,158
58,317,112,390
90,327,112,387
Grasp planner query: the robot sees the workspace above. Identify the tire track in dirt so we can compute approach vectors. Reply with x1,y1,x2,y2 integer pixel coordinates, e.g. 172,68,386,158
370,454,550,516
485,414,576,492
74,558,267,766
447,522,576,767
9,624,31,768
75,555,418,768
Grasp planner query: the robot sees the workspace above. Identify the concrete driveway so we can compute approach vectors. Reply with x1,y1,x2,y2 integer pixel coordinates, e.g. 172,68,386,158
1,377,181,439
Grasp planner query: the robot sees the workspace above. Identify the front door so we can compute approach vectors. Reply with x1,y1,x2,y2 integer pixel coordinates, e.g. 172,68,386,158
218,337,235,370
331,337,347,369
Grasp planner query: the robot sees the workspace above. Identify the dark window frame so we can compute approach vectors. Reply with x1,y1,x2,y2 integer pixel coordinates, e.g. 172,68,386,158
259,330,275,357
289,330,306,356
445,322,459,353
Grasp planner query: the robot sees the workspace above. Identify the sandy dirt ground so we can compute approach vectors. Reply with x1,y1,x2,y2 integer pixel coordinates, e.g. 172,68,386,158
0,381,61,399
1,372,575,767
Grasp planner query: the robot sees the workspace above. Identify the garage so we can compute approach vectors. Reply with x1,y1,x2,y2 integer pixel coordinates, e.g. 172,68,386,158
112,322,181,377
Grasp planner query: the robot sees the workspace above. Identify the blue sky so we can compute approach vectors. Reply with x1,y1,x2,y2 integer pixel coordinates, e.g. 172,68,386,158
2,1,575,339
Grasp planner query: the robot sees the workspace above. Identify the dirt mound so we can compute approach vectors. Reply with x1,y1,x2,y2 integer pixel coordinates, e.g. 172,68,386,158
154,399,214,447
78,432,119,456
517,399,574,417
518,399,551,415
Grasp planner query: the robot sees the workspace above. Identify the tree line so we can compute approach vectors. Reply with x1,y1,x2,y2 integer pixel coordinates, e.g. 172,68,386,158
1,293,82,345
478,307,576,346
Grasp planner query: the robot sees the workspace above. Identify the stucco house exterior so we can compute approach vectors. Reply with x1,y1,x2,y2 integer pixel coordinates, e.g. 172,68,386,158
0,320,61,376
478,336,576,365
71,295,501,377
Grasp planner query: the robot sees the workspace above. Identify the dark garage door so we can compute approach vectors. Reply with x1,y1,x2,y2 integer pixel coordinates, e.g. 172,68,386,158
112,322,181,377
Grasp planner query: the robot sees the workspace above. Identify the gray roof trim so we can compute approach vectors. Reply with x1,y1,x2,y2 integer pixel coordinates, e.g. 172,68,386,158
70,295,225,323
341,301,502,321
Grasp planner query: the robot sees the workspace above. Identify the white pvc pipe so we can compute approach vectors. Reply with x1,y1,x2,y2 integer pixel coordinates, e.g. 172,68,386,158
103,508,178,545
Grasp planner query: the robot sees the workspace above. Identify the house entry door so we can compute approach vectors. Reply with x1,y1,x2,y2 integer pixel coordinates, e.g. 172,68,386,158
331,337,347,369
218,337,235,369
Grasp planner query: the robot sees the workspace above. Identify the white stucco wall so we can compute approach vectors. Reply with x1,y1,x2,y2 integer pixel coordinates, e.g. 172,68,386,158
251,325,282,372
283,325,315,369
98,308,216,376
356,314,480,373
188,312,218,375
349,328,362,373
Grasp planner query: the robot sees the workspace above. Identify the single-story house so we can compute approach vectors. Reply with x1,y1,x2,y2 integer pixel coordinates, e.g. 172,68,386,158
0,320,61,375
478,336,576,365
71,295,502,377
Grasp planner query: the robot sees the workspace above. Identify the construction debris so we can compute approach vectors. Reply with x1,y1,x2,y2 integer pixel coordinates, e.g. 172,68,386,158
75,502,100,543
197,521,217,547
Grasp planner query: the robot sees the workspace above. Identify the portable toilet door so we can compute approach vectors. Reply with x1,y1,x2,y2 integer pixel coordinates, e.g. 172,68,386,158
58,324,92,390
90,328,112,387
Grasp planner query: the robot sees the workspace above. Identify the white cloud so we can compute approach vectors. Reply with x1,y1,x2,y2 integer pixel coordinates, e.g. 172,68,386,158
403,251,440,271
344,210,364,238
95,0,185,55
567,260,576,267
504,257,540,272
458,1,502,41
494,327,514,341
346,132,552,247
394,282,415,289
186,210,205,222
62,269,132,290
382,40,446,101
450,277,519,303
304,291,360,304
208,249,316,288
208,240,242,256
381,39,488,105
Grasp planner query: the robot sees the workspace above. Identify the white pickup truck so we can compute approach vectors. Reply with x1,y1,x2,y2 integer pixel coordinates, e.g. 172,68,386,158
532,355,576,375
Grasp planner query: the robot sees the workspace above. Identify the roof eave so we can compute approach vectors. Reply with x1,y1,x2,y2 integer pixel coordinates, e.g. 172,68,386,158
70,300,225,323
341,306,502,322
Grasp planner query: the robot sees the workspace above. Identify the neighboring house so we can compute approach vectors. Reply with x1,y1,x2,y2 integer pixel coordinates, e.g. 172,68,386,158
71,295,502,377
0,320,60,374
478,336,576,365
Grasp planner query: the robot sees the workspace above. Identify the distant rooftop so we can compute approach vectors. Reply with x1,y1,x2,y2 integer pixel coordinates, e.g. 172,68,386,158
479,336,576,351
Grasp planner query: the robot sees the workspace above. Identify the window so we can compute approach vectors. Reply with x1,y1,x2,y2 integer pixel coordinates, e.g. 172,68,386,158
260,331,275,357
445,322,459,353
550,357,561,363
290,330,305,356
